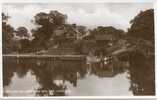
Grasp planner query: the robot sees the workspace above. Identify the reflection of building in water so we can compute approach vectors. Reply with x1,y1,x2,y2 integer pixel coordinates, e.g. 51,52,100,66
89,59,127,78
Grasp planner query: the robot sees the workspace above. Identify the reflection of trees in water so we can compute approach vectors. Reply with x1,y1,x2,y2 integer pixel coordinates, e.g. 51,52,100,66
3,57,87,96
4,55,154,96
3,57,31,96
3,57,15,86
31,59,66,96
3,57,129,96
3,57,30,86
15,58,31,78
30,58,87,96
33,63,66,96
129,52,155,95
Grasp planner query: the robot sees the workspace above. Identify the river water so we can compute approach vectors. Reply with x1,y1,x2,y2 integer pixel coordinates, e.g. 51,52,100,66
2,56,135,96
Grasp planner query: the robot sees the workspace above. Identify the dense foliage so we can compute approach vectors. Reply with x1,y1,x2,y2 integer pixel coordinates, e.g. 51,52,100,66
128,9,154,43
31,11,67,50
2,13,14,53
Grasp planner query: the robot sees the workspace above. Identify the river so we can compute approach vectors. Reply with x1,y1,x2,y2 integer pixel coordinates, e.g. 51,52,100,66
2,55,149,96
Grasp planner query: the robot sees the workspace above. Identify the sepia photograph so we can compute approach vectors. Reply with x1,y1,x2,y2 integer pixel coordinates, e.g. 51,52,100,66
1,98,157,100
1,99,157,100
2,2,155,96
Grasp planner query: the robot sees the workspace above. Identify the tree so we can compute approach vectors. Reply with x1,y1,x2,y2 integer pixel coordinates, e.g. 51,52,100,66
16,27,29,38
89,26,125,39
31,10,67,50
127,9,155,95
128,9,154,43
13,26,31,53
2,13,14,54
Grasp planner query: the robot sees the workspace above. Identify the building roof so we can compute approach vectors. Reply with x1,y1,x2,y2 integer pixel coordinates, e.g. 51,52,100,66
53,29,65,36
95,34,115,40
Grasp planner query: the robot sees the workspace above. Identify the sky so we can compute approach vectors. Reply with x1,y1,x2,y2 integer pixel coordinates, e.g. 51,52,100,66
2,3,153,32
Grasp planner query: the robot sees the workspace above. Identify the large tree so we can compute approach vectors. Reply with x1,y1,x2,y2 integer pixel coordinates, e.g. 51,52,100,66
127,9,155,95
128,9,154,42
31,10,67,50
2,13,14,54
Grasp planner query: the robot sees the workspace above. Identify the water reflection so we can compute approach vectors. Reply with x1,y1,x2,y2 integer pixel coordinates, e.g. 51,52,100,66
3,56,132,96
128,52,155,95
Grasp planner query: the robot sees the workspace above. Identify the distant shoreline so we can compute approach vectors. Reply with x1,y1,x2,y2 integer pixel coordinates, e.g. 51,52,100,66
3,54,85,57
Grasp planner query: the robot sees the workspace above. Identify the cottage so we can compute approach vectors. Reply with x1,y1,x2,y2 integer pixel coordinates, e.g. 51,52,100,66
95,34,116,47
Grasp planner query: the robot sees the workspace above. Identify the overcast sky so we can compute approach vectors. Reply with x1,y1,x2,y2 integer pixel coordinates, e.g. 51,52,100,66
2,3,153,32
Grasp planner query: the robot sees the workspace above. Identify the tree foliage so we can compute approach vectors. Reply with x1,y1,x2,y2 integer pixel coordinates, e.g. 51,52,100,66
90,26,125,39
127,9,155,95
31,10,67,50
15,26,31,53
16,27,29,38
128,9,154,42
2,13,14,53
